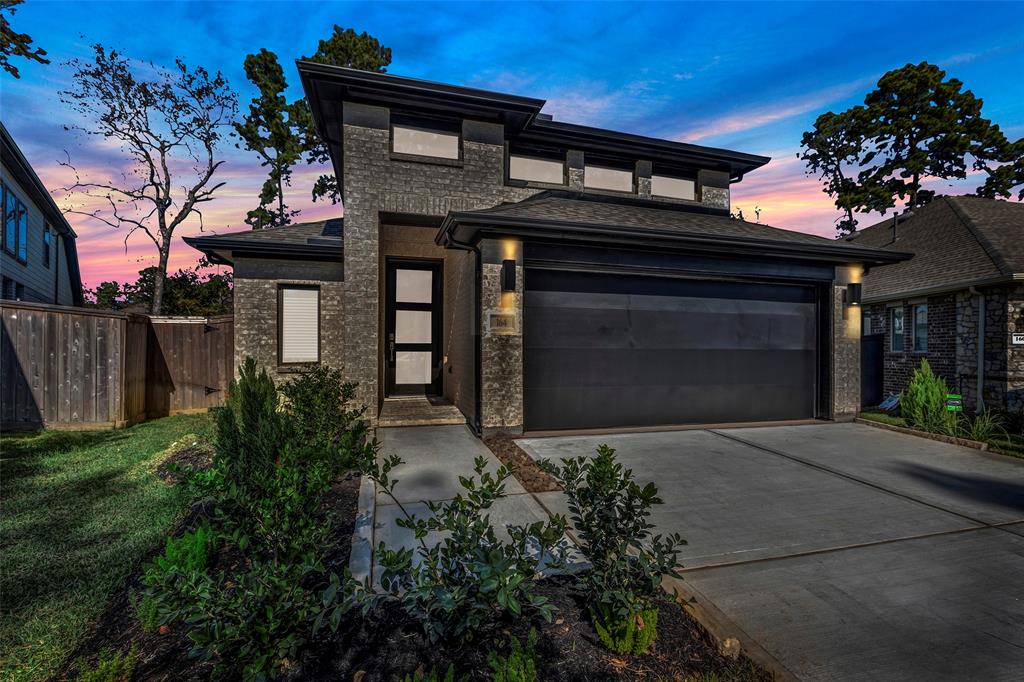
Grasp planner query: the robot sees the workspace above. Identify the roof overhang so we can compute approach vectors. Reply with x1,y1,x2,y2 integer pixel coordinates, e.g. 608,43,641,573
183,235,343,267
438,212,912,267
863,273,1024,304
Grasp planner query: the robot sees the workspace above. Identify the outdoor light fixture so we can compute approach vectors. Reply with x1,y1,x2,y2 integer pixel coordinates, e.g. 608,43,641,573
501,259,516,292
847,283,862,307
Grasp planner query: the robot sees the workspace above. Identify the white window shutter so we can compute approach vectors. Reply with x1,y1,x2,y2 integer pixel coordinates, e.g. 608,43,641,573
280,287,319,363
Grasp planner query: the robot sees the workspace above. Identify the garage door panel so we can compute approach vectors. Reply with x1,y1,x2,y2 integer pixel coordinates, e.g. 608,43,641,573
523,269,820,430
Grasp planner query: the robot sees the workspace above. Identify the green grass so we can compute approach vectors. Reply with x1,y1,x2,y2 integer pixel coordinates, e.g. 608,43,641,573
0,413,215,682
857,410,908,428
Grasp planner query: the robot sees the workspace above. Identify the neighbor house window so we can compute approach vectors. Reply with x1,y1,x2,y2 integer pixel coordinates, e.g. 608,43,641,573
2,276,22,300
651,174,696,200
913,304,928,352
42,225,51,268
509,154,565,185
278,285,319,364
890,307,905,352
584,164,633,192
2,181,28,262
392,122,460,160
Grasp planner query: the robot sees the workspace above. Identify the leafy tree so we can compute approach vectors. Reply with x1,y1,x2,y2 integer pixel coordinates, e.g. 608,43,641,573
800,62,1020,235
977,137,1024,201
85,263,233,316
85,281,124,310
233,49,304,229
0,0,48,78
59,45,238,314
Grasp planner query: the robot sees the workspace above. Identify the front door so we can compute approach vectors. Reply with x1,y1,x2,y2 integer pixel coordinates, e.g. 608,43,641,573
386,259,442,396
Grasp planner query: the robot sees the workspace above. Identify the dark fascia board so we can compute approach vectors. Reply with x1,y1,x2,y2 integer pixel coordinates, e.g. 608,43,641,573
518,119,771,179
438,212,912,266
862,273,1024,304
183,235,343,266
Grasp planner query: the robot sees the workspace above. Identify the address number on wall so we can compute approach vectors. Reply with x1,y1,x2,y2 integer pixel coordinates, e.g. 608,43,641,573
1013,333,1024,346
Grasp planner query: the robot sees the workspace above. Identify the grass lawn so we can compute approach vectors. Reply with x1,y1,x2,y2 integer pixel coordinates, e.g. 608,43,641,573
0,413,215,682
859,410,1024,459
858,410,907,428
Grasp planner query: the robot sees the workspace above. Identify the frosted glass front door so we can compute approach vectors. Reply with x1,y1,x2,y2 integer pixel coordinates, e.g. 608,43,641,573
387,261,441,395
395,351,432,384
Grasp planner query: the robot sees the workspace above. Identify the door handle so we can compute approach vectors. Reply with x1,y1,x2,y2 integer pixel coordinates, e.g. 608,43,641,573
389,340,395,362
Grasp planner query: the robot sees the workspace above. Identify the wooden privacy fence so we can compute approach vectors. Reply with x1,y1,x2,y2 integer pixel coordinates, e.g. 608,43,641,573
1,300,233,430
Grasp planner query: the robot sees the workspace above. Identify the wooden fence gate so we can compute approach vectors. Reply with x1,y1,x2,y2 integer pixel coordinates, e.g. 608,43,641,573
1,301,233,430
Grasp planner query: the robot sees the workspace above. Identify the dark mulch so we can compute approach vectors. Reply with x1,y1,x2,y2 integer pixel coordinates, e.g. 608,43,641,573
65,471,768,681
154,439,215,484
484,434,561,493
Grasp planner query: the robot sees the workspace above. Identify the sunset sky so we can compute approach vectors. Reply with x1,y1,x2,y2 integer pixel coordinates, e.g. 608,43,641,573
2,0,1023,288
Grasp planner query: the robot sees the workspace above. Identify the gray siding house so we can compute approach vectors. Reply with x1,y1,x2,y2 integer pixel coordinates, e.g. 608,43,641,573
850,196,1023,417
0,122,84,307
188,64,906,435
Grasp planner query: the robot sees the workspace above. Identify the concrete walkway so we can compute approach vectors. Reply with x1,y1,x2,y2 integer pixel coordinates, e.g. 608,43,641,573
517,422,1024,682
368,425,564,578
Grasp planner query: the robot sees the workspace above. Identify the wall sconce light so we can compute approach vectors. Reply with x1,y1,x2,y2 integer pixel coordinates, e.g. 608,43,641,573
501,259,516,292
846,283,862,307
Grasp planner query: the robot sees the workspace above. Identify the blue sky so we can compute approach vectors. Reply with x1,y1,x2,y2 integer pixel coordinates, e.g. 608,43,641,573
2,0,1022,285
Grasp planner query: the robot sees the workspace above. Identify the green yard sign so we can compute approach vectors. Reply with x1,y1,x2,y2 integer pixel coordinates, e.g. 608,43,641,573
945,394,963,412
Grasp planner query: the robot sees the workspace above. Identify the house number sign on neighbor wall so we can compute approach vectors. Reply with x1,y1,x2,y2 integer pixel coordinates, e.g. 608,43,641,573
1013,333,1024,345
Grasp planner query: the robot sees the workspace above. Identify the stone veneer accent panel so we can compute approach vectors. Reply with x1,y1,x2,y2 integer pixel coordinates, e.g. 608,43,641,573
341,112,538,418
1006,284,1024,416
233,276,344,385
832,285,861,418
479,239,523,432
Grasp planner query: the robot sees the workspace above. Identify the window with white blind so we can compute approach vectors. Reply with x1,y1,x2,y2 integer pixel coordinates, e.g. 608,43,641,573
584,164,633,192
651,174,696,200
392,124,460,159
509,154,565,184
279,286,319,364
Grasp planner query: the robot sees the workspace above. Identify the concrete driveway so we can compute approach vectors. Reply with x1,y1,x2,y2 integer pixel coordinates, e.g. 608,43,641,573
517,423,1024,682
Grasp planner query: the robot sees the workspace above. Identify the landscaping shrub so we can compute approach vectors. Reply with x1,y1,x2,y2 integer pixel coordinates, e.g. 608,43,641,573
326,453,567,644
403,664,455,682
540,444,685,655
902,360,957,435
279,364,368,466
963,408,1008,443
488,628,538,682
75,647,138,682
136,524,215,632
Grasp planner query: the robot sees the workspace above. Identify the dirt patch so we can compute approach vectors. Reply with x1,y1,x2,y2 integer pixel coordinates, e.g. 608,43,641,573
152,434,215,483
485,434,561,493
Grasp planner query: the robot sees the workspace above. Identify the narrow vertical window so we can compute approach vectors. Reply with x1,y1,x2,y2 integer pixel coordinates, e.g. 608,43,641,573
3,184,17,256
862,310,872,336
43,226,52,268
890,307,905,352
278,285,319,364
16,202,27,261
913,304,928,352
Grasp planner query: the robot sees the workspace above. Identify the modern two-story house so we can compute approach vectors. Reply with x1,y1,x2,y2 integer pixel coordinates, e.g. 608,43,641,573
0,122,84,306
187,64,907,435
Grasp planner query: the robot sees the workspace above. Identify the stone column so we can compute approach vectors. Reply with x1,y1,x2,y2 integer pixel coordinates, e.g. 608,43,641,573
636,160,652,199
831,270,862,420
479,237,523,433
567,150,585,191
698,169,730,212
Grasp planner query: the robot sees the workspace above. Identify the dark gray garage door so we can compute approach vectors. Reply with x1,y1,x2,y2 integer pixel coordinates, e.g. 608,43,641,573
523,269,820,431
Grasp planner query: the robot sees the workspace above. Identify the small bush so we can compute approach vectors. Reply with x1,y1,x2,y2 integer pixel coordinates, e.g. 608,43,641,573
488,628,538,682
963,409,1008,443
326,454,567,645
902,360,957,435
404,665,455,682
76,647,138,682
138,524,214,631
279,364,367,463
134,591,159,633
593,604,659,655
540,444,685,654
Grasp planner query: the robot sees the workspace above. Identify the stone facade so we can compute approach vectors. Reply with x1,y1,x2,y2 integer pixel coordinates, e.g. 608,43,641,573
864,284,1023,418
832,285,861,419
479,239,523,433
233,257,344,384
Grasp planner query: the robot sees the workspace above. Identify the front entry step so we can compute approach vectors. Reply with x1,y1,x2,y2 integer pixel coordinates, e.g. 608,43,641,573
378,396,466,428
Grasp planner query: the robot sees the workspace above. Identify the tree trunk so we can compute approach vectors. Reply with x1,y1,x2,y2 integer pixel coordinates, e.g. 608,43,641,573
910,172,919,209
277,161,285,225
151,242,171,315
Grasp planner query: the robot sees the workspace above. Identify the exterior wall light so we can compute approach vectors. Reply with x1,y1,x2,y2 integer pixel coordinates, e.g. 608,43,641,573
846,283,862,306
501,259,516,292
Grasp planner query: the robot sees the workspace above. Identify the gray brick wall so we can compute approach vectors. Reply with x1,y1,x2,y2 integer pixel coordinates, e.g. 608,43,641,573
832,286,860,419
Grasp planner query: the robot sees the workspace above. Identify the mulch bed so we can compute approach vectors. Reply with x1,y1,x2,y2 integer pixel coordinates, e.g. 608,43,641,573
64,471,769,681
484,434,561,493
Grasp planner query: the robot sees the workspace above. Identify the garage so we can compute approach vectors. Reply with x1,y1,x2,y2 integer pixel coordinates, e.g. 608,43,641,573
523,267,822,431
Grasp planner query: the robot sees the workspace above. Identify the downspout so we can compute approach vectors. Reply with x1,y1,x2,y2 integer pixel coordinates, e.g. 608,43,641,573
442,228,484,436
970,286,985,413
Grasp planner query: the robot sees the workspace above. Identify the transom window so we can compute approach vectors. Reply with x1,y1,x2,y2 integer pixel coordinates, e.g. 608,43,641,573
509,154,565,185
2,180,28,262
913,304,928,352
584,164,633,192
392,122,460,160
651,174,696,200
890,307,905,352
278,285,320,365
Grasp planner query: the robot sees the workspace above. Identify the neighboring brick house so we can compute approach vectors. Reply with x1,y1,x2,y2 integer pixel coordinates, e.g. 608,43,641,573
188,64,906,435
850,196,1023,416
0,122,84,306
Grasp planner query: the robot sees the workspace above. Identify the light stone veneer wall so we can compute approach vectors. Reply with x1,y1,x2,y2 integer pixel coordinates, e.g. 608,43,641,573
832,285,861,419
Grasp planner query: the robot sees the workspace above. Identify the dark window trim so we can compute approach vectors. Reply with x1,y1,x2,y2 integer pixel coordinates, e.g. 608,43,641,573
42,224,51,269
504,145,568,187
2,180,28,264
912,303,928,353
390,114,463,164
583,161,637,195
890,306,905,353
276,283,321,368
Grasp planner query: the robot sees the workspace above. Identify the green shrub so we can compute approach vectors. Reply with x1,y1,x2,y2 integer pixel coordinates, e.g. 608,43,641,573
403,664,455,682
75,647,138,682
279,364,367,465
593,603,659,655
325,454,566,644
488,628,538,682
963,409,1008,443
137,524,214,631
540,444,685,654
902,360,957,435
134,591,159,633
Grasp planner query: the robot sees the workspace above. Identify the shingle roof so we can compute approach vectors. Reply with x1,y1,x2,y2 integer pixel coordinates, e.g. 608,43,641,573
184,218,343,265
441,191,908,265
848,197,1023,301
189,218,342,246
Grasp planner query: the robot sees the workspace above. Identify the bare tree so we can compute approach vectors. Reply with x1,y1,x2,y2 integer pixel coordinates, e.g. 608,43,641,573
60,45,237,314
